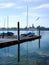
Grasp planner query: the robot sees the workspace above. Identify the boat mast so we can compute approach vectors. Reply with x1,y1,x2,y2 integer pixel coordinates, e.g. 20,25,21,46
7,16,9,32
4,17,5,29
27,0,28,28
2,17,5,38
26,0,29,64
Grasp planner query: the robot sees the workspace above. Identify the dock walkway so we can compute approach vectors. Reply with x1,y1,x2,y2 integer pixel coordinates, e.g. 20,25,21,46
0,35,41,48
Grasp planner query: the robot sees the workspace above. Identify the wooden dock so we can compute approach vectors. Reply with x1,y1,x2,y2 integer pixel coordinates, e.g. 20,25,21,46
0,22,41,62
0,35,41,48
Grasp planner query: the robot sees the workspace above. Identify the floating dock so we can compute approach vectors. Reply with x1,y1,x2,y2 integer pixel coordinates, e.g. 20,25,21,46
0,22,41,48
0,35,41,48
0,22,41,62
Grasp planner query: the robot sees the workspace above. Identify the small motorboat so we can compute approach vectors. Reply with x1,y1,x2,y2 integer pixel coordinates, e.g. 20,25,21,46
21,32,35,37
0,32,14,36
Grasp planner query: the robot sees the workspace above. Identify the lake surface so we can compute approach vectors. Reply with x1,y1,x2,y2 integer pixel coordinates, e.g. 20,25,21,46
0,30,49,65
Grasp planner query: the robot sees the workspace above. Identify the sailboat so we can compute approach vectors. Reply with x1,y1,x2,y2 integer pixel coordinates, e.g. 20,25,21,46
21,0,35,37
1,16,14,37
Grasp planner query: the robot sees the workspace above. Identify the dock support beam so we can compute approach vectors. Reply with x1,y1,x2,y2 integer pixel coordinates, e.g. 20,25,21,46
18,22,20,62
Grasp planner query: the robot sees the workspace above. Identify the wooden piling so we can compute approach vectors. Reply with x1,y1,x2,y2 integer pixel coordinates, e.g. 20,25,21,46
38,26,40,48
39,26,40,36
2,32,4,38
18,22,20,62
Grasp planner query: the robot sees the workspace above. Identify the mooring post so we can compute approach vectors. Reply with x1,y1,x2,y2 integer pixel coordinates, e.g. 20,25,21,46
39,25,40,36
39,25,40,48
18,22,20,62
2,32,4,38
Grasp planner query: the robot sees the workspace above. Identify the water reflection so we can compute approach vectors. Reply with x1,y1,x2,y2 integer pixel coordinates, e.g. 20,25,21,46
0,31,49,65
39,39,40,48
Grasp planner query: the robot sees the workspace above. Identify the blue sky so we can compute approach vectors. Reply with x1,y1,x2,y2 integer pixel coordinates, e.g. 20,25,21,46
0,0,49,28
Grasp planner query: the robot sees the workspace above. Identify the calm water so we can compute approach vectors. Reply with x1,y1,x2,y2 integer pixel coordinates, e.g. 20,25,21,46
0,31,49,65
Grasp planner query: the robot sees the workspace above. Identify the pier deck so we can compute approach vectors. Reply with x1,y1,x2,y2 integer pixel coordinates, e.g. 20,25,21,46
0,35,41,48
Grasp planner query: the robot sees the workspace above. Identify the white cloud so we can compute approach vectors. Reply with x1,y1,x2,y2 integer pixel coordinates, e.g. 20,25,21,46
0,2,26,9
0,3,15,8
22,12,44,17
20,0,40,2
30,4,49,10
14,6,24,9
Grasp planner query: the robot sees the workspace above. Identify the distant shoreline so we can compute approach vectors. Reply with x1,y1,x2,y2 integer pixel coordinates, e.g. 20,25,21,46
0,29,49,31
0,26,49,31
